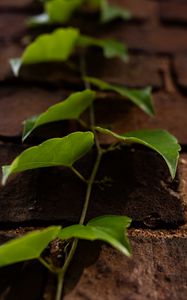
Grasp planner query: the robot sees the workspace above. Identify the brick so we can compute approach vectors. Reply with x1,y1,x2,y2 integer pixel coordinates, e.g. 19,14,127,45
1,88,187,145
64,228,187,300
0,144,186,226
160,1,187,24
0,52,162,88
0,14,28,43
87,54,162,89
99,24,187,54
0,0,33,9
174,54,187,90
109,0,158,20
0,86,67,137
0,43,79,85
0,43,23,81
95,91,187,145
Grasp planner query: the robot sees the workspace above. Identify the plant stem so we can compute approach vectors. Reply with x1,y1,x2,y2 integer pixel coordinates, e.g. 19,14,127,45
55,54,103,300
55,271,64,300
70,166,87,183
79,150,102,224
39,257,56,274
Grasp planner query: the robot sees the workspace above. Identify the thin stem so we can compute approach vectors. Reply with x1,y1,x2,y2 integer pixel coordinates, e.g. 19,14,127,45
70,166,87,183
55,272,64,300
39,257,56,274
54,54,104,300
79,150,102,224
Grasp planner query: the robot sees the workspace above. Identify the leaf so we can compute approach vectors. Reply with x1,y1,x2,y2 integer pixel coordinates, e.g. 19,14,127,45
10,28,127,76
85,77,154,116
10,28,80,76
22,90,96,141
0,226,61,268
58,215,131,256
2,131,94,185
78,35,128,61
100,0,131,23
32,0,130,25
45,0,84,23
96,127,181,179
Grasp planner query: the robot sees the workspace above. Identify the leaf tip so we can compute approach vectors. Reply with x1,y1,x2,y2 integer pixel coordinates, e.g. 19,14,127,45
9,58,22,77
1,166,10,186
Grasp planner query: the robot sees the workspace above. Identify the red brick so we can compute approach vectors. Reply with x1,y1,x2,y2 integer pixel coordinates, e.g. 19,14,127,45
0,14,28,42
0,145,185,226
0,86,67,137
174,54,187,90
94,91,187,145
87,54,162,89
110,0,158,20
64,229,187,300
0,43,23,81
0,0,33,9
160,1,187,23
100,24,187,54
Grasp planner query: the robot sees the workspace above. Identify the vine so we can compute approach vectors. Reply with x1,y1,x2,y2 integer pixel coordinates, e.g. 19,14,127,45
0,1,181,300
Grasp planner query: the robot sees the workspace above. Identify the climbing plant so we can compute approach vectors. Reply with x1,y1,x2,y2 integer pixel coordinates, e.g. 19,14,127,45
0,1,181,300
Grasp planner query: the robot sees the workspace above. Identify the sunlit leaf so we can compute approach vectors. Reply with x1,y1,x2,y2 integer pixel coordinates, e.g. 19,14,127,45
46,0,84,23
10,28,80,76
22,90,96,141
100,0,131,23
78,35,128,61
10,28,127,76
59,215,131,256
0,226,61,268
85,77,154,116
37,0,131,24
2,131,94,185
96,127,181,179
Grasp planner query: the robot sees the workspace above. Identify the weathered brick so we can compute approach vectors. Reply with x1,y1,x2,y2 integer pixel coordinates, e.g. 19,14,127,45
0,0,33,8
87,54,162,89
0,86,68,137
64,229,187,300
1,88,187,146
174,54,187,90
160,1,187,23
0,14,28,42
0,51,162,88
110,0,158,20
96,91,187,145
0,145,185,226
0,43,23,81
100,24,187,54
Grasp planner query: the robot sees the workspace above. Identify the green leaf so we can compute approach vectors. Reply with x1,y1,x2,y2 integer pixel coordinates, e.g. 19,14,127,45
22,90,96,141
58,215,131,256
10,28,80,76
2,131,94,185
96,127,181,179
45,0,84,23
0,226,61,268
78,35,128,61
100,0,131,23
85,77,154,116
10,28,127,76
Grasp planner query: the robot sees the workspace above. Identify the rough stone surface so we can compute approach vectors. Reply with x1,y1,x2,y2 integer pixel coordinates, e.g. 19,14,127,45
64,228,187,300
